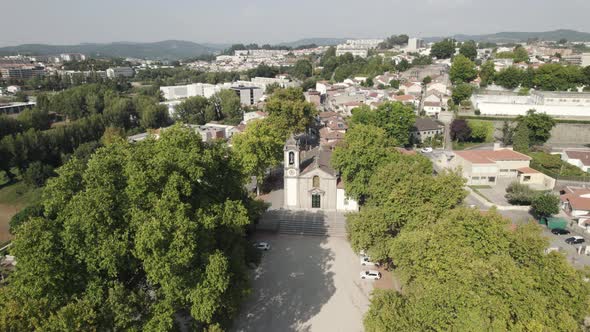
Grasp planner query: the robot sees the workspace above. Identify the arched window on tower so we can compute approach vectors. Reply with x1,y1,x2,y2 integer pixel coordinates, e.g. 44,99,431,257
313,176,320,188
289,151,295,165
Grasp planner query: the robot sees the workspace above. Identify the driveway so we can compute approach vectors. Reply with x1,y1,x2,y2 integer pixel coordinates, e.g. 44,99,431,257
232,234,373,332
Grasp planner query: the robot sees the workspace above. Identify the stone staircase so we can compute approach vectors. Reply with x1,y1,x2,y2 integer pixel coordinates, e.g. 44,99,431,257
257,210,348,237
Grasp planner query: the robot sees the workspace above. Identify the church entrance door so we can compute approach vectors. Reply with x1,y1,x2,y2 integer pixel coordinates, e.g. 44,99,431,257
311,194,321,208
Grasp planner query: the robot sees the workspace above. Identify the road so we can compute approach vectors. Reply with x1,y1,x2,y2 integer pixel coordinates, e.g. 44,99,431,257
232,234,372,332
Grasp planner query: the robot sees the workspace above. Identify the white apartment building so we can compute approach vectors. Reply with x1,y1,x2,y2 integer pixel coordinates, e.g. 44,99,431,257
106,67,134,79
473,91,590,118
562,53,590,67
406,38,425,52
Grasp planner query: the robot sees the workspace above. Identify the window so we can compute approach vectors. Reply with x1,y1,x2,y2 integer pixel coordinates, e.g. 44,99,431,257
288,151,294,165
313,176,320,188
523,175,531,182
312,194,321,208
488,176,496,183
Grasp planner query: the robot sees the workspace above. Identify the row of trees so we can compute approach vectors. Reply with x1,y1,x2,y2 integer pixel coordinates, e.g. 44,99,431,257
174,89,244,125
490,63,590,91
0,126,264,330
332,105,590,330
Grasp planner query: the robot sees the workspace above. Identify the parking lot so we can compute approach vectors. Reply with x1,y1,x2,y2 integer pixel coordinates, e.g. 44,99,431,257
232,234,373,332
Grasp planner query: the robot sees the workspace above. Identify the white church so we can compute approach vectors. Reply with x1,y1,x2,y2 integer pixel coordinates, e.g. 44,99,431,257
283,136,358,211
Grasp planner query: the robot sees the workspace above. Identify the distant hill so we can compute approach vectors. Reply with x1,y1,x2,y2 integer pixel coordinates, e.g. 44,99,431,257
0,40,215,60
279,38,348,47
425,29,590,43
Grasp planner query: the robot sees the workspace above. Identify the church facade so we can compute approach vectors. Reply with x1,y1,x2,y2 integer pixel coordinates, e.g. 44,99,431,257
283,136,358,212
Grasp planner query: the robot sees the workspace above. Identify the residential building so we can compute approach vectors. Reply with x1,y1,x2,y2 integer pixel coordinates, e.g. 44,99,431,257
423,101,443,116
561,150,590,172
106,67,134,79
412,118,444,143
283,136,358,211
0,101,36,115
0,66,45,80
243,111,268,124
560,186,590,220
400,82,422,96
304,90,321,107
562,53,590,67
406,38,425,52
450,148,534,185
231,86,263,106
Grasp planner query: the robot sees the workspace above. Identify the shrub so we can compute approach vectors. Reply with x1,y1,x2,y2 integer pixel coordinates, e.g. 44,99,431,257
22,162,55,188
505,182,539,205
9,203,44,234
532,193,560,218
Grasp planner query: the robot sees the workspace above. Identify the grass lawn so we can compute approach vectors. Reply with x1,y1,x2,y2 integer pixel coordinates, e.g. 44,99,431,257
0,173,42,243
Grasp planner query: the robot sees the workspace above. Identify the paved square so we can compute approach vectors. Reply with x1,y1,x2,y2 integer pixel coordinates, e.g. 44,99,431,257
232,234,373,332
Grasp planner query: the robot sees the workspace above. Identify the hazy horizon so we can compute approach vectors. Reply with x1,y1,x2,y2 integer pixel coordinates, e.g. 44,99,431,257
2,0,590,47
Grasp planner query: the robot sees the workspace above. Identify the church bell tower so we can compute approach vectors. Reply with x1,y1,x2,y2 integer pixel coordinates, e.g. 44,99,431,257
284,135,300,208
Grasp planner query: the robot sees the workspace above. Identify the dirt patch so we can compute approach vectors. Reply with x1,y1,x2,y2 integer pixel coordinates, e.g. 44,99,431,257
374,267,402,292
0,204,19,243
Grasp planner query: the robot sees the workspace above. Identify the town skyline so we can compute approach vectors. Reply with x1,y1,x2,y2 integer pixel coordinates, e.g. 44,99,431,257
2,0,590,46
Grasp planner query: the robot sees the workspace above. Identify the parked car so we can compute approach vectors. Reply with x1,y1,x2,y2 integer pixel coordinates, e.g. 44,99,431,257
360,255,379,266
551,228,571,235
253,242,271,250
420,147,433,153
360,270,381,280
565,236,585,245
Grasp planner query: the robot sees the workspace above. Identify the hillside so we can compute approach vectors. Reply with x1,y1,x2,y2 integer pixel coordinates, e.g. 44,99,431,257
279,38,348,47
425,29,590,43
0,40,215,60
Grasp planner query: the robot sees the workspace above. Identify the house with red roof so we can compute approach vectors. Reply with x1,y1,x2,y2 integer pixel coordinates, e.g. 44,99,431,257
560,186,590,232
450,147,554,189
561,150,590,173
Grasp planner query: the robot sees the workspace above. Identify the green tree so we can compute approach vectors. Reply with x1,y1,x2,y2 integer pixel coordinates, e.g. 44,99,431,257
430,39,456,59
531,193,560,218
467,120,493,142
513,45,529,63
23,161,55,187
332,124,397,200
209,89,242,125
450,54,478,84
174,95,211,124
0,126,260,330
500,120,514,146
513,122,530,153
364,208,590,331
494,66,523,89
517,109,556,145
350,102,415,146
292,59,313,80
479,60,496,86
232,119,284,195
265,87,317,137
451,83,473,104
459,40,477,61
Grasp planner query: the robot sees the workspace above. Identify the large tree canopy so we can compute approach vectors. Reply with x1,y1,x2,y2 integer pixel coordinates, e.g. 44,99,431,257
349,102,415,146
265,87,317,137
0,125,261,331
364,208,590,331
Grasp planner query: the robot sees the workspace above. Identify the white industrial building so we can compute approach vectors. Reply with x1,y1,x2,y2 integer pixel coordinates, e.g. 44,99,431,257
106,67,134,79
472,91,590,118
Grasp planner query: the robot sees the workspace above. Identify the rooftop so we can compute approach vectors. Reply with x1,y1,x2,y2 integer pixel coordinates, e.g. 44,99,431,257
565,150,590,166
455,149,531,164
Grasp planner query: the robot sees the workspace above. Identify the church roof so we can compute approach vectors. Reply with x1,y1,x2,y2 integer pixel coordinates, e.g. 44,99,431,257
300,146,337,176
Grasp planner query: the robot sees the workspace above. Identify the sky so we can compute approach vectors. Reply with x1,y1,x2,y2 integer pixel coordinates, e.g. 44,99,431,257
2,0,590,46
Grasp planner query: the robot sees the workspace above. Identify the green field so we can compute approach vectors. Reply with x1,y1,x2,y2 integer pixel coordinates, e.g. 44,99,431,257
0,173,42,243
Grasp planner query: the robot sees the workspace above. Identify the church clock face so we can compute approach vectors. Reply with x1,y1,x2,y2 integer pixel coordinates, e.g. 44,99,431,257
287,169,296,177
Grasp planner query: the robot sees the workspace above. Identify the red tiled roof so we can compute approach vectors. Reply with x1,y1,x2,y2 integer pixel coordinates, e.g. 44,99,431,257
394,94,415,101
455,149,531,164
565,150,590,166
424,101,441,107
517,167,541,174
561,188,590,211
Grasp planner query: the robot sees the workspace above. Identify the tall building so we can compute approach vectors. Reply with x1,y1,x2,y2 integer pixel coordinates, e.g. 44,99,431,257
562,53,590,67
106,67,134,79
231,86,263,106
406,38,425,52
